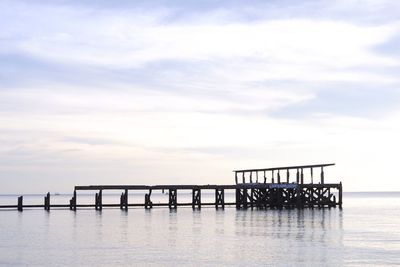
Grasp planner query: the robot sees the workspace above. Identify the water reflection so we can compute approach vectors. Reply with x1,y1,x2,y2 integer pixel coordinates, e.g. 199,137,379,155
233,208,344,265
5,194,400,266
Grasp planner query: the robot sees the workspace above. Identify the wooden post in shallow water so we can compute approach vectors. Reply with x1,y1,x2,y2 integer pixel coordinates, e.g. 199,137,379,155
339,182,343,209
17,196,23,212
125,189,128,211
99,190,102,210
95,193,98,209
192,188,201,210
95,190,103,210
69,190,76,211
44,192,50,211
296,186,301,209
120,190,128,210
250,188,255,209
235,188,248,209
120,192,124,210
169,189,177,209
215,188,225,209
145,189,153,209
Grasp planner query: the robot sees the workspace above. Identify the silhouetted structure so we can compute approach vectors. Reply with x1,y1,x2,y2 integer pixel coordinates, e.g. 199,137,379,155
0,163,342,211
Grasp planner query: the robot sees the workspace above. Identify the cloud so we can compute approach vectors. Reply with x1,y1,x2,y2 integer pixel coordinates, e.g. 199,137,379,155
1,0,400,192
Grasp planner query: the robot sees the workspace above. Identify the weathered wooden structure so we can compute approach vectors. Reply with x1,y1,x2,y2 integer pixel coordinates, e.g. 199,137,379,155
0,163,342,211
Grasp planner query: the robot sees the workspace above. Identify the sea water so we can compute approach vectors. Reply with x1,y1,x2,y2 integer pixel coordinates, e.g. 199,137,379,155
0,192,399,266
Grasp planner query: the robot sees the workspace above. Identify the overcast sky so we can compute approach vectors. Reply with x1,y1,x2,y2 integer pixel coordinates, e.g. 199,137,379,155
1,0,400,193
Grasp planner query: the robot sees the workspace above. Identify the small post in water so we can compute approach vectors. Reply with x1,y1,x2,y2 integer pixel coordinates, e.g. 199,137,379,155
17,196,23,212
44,192,50,211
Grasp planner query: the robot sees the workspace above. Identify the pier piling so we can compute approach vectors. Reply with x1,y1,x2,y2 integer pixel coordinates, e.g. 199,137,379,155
95,190,103,210
192,188,201,210
17,196,23,212
145,189,153,209
69,190,76,211
215,188,225,209
169,189,177,209
44,192,50,211
339,182,343,209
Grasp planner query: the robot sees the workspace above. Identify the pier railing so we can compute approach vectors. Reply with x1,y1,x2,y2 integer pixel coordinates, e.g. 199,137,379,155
234,163,335,185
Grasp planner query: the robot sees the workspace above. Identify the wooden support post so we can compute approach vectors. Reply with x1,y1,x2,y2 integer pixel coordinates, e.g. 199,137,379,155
148,189,153,209
169,189,177,209
145,193,153,209
301,168,304,184
277,189,282,209
272,171,275,183
47,192,50,211
235,188,247,209
263,189,268,209
321,167,325,184
221,188,225,209
235,188,241,209
286,188,291,208
311,168,314,184
242,172,245,184
74,190,77,211
124,189,128,211
145,193,151,209
215,188,224,209
286,169,289,183
94,191,102,210
17,196,23,212
309,188,314,208
120,192,125,210
318,188,322,208
277,171,281,184
98,190,102,210
70,190,77,211
44,192,50,211
328,188,332,207
263,171,267,183
192,188,201,210
296,185,302,209
215,188,223,209
243,188,248,209
339,182,343,209
95,193,99,210
296,169,299,183
235,172,238,184
250,188,254,209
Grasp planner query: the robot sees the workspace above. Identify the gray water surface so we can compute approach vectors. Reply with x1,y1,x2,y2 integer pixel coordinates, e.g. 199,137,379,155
0,193,399,266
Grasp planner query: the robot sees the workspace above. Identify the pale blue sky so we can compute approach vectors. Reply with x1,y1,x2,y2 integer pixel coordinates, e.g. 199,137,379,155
1,0,400,193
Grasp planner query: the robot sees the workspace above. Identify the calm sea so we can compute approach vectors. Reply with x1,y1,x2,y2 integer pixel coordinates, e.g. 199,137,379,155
0,192,399,266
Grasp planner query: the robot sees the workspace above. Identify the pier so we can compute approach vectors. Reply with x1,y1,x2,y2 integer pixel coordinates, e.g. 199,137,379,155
0,163,342,211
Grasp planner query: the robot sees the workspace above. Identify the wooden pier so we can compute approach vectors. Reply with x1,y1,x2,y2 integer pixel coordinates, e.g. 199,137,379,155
0,163,342,211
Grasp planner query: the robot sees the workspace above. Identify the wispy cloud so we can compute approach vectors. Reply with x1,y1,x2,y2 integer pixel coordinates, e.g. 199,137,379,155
0,0,400,192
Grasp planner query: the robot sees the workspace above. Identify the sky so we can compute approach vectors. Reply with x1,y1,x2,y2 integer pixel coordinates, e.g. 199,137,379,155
1,0,400,193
